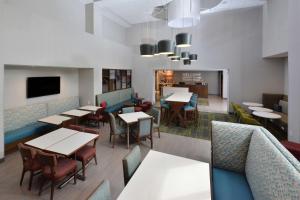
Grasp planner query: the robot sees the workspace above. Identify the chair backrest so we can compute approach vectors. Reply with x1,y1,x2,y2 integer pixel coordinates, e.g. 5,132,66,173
36,151,57,176
88,180,112,200
122,107,135,114
18,143,35,164
96,107,105,116
100,101,107,109
108,113,117,134
84,127,100,147
137,117,153,137
149,108,161,126
122,146,141,185
68,124,84,131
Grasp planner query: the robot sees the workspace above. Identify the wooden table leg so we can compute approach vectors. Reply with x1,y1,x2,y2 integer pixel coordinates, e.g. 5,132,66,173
167,102,187,127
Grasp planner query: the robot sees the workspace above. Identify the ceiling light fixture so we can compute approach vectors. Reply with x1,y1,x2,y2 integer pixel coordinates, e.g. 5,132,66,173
158,40,173,55
140,44,154,57
181,52,190,60
189,54,198,61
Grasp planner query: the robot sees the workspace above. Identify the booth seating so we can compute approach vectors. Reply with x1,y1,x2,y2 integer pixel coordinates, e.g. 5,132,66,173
211,121,300,200
4,97,79,152
96,88,136,114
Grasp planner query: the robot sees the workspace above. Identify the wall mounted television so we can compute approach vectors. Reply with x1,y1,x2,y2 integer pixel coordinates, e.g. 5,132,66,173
27,76,60,98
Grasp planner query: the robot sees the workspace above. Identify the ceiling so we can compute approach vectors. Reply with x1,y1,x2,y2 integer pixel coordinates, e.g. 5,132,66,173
80,0,266,26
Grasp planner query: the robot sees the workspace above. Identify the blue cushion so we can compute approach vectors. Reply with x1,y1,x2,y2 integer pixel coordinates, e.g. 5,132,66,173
184,105,195,111
213,167,253,200
4,122,55,144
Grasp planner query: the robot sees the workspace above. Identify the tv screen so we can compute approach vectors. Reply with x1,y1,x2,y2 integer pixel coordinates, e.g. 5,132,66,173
27,77,60,98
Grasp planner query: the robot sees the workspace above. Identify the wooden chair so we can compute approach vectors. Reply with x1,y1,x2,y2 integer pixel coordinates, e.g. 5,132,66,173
122,107,135,113
18,143,42,191
87,180,112,200
74,127,99,180
132,117,153,148
68,124,84,131
108,113,126,148
122,146,141,185
36,151,77,200
87,107,105,127
148,108,161,138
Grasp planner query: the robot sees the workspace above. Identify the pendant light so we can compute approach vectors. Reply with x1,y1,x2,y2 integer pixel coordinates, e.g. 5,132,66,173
171,57,180,62
153,44,159,56
184,59,191,65
168,44,181,58
140,44,154,57
181,52,190,60
176,33,192,47
158,40,173,55
189,54,197,61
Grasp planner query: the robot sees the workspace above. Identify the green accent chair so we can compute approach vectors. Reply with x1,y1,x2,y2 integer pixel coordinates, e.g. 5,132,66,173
88,180,111,200
122,107,135,113
148,108,161,138
241,115,261,126
108,113,125,148
122,145,142,185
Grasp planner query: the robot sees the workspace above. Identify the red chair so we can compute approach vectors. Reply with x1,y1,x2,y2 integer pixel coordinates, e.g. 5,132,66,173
37,151,77,200
87,107,105,127
73,127,100,180
18,143,42,191
100,101,107,109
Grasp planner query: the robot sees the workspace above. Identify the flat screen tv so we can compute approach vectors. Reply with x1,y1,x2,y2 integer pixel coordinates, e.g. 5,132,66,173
27,77,60,98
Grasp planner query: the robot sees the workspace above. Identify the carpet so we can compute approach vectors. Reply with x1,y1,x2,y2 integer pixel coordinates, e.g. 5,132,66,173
198,98,209,106
159,112,236,140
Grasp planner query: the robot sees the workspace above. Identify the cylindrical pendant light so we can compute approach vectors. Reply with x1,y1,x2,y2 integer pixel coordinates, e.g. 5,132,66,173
183,59,191,65
168,46,181,58
171,57,180,62
181,52,190,60
153,44,159,56
140,44,154,57
189,54,197,61
158,40,173,55
176,33,192,48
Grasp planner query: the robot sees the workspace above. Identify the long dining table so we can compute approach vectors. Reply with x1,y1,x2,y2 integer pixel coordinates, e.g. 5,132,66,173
117,150,211,200
165,92,193,127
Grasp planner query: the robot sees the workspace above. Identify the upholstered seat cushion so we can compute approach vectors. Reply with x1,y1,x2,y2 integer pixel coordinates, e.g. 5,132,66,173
213,167,254,200
4,122,55,145
76,145,96,161
43,158,77,180
153,123,159,128
24,158,42,171
87,114,104,121
88,180,111,200
161,103,170,109
183,105,195,111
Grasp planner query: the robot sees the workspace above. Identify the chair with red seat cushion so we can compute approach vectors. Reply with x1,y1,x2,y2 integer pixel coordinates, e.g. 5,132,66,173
18,143,42,191
68,124,84,131
37,151,77,200
87,107,105,127
74,127,99,180
100,101,107,109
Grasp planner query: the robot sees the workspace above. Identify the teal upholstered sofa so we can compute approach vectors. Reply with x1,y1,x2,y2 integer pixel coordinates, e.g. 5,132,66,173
95,88,135,113
211,121,300,200
4,97,79,149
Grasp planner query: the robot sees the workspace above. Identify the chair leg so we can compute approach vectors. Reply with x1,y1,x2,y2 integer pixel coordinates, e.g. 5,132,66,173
109,133,112,143
19,168,26,186
50,181,55,200
112,134,115,148
158,127,160,138
73,169,77,184
150,136,153,149
94,155,98,165
28,171,33,191
81,161,86,179
39,177,46,196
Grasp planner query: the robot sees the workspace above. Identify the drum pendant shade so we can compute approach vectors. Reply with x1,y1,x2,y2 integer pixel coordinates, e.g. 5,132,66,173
176,33,192,47
181,52,190,60
183,59,191,65
189,54,197,61
140,44,154,57
158,40,173,55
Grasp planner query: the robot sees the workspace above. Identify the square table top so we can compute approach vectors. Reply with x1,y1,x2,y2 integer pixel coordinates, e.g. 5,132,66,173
25,128,78,150
118,112,151,124
62,109,91,117
46,132,98,156
38,115,72,125
79,105,102,112
117,150,211,200
165,92,193,103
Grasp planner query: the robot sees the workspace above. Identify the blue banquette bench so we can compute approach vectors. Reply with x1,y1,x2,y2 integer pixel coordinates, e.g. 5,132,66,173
211,121,300,200
95,88,135,113
4,97,79,151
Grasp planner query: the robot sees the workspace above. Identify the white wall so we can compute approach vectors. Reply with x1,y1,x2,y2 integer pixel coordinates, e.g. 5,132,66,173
4,66,79,109
0,0,133,159
262,0,288,57
222,69,229,99
79,68,94,106
283,58,288,95
288,0,300,143
129,7,285,104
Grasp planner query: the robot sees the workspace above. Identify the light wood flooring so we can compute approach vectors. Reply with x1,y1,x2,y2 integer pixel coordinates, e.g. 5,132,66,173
0,123,211,200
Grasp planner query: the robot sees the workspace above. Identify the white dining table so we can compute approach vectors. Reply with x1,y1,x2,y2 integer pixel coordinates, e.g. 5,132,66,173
165,92,193,103
79,105,102,112
38,115,72,126
62,109,91,117
25,128,78,150
117,150,211,200
242,102,263,107
252,111,282,127
118,112,151,149
248,106,273,113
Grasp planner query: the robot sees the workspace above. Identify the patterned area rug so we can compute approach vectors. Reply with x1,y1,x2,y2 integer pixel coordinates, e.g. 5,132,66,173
159,112,236,140
198,98,209,106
